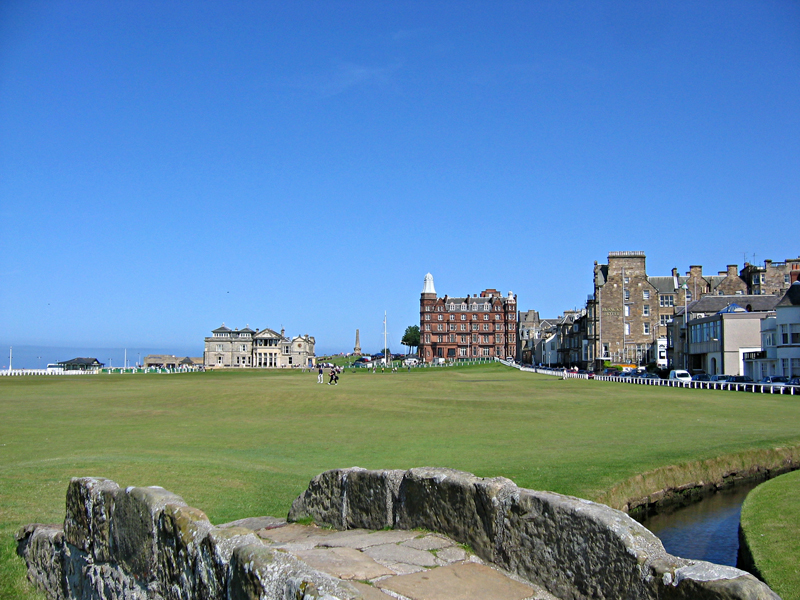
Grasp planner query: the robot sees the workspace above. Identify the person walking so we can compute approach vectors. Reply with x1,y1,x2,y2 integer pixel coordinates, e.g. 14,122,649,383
328,368,336,385
317,365,324,384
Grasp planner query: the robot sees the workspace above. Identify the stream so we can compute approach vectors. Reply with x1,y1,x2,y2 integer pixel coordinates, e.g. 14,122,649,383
634,482,760,568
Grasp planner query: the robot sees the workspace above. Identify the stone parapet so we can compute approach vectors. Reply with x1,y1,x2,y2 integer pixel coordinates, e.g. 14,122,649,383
289,467,781,600
17,470,781,600
17,477,364,600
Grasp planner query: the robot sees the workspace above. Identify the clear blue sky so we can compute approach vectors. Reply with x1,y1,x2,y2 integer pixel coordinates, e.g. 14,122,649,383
1,1,798,362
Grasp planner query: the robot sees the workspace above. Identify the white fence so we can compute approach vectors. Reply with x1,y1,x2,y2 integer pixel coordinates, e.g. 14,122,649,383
0,369,95,377
513,364,800,395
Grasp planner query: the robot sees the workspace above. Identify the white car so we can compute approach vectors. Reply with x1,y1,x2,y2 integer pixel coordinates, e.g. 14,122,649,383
668,370,692,382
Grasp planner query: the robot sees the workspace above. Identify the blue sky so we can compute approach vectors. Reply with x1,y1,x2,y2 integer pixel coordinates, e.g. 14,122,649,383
1,1,798,365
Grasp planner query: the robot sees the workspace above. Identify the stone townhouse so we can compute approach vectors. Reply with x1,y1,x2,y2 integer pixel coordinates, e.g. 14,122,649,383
588,252,750,369
203,324,315,368
419,273,517,363
740,258,800,296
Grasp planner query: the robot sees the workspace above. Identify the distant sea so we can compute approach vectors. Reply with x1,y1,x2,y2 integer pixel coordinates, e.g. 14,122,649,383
0,344,202,370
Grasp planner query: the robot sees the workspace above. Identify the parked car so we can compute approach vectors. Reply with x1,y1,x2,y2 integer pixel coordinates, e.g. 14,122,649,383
760,376,789,386
620,371,635,378
604,368,621,376
692,374,711,382
788,377,800,386
710,374,733,382
639,372,660,379
668,370,692,382
728,375,754,383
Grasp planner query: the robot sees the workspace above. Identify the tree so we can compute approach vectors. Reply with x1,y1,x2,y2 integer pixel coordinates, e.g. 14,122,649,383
401,325,420,354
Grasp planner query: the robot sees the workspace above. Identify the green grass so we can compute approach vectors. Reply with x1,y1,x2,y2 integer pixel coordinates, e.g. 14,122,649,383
740,470,800,599
3,364,800,599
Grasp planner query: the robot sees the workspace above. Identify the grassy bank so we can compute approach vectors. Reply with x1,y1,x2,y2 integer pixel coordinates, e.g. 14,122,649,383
3,364,799,598
739,470,800,599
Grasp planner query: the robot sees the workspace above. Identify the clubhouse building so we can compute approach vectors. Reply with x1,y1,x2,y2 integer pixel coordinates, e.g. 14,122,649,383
203,324,315,369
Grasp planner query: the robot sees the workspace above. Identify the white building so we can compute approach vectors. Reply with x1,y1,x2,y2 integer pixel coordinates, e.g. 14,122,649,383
745,282,800,379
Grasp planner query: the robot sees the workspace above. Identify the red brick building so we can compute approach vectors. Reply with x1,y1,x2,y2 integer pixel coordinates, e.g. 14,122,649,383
419,273,517,363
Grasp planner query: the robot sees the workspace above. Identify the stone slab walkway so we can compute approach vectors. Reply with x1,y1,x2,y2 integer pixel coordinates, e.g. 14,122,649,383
221,518,559,600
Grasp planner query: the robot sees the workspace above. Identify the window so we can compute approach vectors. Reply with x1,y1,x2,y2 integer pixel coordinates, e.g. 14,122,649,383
425,306,431,311
624,290,630,301
785,275,791,285
449,323,456,331
437,335,443,343
461,303,467,310
240,344,247,352
792,325,800,344
437,324,443,331
510,334,515,343
495,314,501,320
643,305,650,316
624,305,630,317
425,314,430,321
425,334,430,343
438,315,442,321
483,324,490,331
624,276,630,284
686,290,693,302
472,334,478,343
459,347,468,357
781,325,789,345
660,314,672,326
624,323,631,336
425,324,430,331
660,295,674,307
472,323,478,331
643,290,650,300
484,314,489,321
461,314,466,321
450,314,454,321
643,323,650,335
461,324,466,331
449,334,456,343
509,314,515,321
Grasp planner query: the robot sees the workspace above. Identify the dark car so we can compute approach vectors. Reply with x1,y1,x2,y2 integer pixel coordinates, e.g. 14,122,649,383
788,377,800,386
692,374,711,381
710,374,733,382
604,368,621,377
728,375,754,383
640,372,660,380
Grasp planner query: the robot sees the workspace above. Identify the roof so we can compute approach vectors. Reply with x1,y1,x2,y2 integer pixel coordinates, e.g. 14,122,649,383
647,276,677,294
212,324,232,333
677,294,779,316
777,282,800,307
58,357,104,366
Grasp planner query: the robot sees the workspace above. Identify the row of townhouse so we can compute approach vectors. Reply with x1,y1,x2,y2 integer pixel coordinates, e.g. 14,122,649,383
519,252,800,374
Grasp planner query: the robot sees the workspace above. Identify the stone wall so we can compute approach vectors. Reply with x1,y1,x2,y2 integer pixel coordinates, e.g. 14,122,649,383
18,469,781,600
288,467,780,600
17,477,367,600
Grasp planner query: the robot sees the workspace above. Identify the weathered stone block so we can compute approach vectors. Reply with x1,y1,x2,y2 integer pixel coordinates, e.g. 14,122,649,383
16,524,66,600
288,468,351,528
394,467,516,563
156,504,215,600
229,543,363,600
64,477,120,562
497,488,666,599
343,468,404,530
110,485,187,584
